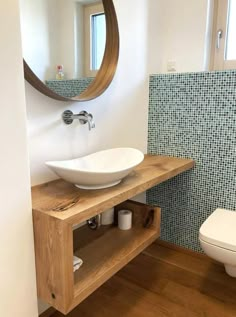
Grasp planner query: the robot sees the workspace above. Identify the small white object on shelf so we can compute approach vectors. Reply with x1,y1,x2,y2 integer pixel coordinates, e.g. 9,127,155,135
118,210,132,230
73,256,83,272
101,208,114,225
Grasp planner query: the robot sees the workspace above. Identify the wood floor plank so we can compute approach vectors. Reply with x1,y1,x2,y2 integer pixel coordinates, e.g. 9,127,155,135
118,252,236,306
52,275,200,317
104,275,201,317
145,243,236,290
162,280,236,317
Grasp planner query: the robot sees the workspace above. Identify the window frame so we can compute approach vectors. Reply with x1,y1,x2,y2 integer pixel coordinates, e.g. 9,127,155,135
211,0,236,70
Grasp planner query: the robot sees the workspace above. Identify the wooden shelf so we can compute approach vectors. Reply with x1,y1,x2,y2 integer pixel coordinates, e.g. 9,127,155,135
74,228,157,295
32,154,194,225
71,200,160,311
32,155,194,314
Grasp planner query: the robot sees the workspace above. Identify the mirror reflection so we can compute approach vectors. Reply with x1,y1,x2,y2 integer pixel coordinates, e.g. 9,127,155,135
20,0,106,98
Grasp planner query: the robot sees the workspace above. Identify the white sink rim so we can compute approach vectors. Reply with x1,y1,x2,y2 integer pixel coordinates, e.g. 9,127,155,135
45,148,144,190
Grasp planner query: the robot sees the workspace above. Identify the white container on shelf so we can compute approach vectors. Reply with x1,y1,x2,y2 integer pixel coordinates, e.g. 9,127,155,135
118,210,132,230
101,208,115,225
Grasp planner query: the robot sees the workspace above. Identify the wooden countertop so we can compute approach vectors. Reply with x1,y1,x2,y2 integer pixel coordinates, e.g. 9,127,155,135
31,155,195,225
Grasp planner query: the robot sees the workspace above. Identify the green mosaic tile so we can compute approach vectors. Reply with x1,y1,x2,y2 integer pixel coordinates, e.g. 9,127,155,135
148,70,236,252
45,78,94,98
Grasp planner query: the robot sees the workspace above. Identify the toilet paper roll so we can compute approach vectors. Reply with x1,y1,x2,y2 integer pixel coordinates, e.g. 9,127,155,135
101,208,114,225
118,210,132,230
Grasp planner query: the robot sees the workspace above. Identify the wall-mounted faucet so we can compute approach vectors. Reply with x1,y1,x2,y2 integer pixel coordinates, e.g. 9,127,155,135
62,110,95,131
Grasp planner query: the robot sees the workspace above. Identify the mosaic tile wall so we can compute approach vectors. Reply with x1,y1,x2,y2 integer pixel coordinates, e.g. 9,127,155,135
46,78,94,98
148,70,236,252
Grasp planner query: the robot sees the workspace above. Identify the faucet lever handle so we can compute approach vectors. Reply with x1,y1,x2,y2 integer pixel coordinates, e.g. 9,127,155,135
62,110,74,125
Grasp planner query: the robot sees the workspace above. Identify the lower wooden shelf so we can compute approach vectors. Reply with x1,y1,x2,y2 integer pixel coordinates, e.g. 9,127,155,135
72,209,159,310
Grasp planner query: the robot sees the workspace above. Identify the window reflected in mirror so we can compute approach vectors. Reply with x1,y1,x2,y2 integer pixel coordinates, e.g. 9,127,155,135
91,13,106,71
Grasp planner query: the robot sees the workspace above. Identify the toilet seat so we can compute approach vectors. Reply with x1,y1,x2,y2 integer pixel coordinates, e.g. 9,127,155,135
199,208,236,252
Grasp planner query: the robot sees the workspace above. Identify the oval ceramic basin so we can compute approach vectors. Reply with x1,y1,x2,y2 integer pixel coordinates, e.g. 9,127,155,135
45,148,144,190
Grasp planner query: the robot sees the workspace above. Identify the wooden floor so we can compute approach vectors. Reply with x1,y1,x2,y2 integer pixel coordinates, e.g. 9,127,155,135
51,243,236,317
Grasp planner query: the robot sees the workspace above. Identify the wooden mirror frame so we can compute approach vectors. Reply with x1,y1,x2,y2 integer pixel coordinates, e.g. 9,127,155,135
23,0,119,102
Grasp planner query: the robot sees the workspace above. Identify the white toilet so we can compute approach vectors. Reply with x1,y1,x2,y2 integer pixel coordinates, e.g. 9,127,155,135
199,208,236,277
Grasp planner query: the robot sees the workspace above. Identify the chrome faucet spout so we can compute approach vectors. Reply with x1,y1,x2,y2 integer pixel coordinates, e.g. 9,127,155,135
62,110,95,130
88,118,95,131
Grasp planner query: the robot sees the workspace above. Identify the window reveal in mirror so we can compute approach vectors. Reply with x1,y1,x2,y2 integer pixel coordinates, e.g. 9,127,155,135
83,2,106,78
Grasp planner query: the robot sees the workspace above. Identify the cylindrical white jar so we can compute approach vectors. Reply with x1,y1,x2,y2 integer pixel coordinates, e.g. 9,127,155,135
101,208,114,225
118,210,132,230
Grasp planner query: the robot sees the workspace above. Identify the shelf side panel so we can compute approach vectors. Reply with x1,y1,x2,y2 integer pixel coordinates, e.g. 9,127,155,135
33,211,74,313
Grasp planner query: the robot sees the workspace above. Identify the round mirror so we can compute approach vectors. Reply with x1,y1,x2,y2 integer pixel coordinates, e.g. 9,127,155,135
20,0,119,101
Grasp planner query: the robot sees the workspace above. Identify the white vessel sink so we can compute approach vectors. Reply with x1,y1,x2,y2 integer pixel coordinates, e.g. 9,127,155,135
45,148,144,190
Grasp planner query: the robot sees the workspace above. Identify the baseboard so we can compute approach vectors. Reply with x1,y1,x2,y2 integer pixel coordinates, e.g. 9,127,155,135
39,307,56,317
155,239,210,261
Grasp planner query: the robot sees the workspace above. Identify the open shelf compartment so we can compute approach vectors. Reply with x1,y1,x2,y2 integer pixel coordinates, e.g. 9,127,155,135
71,200,161,311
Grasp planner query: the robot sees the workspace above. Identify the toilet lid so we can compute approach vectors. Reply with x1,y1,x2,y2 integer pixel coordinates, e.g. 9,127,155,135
199,208,236,251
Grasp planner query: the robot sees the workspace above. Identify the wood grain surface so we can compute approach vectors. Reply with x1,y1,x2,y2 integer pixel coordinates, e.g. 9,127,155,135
32,155,194,225
33,212,74,313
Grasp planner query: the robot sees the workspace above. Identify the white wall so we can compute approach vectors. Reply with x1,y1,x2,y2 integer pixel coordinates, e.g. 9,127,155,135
148,0,211,73
75,3,84,78
0,1,38,317
56,0,78,79
20,0,51,80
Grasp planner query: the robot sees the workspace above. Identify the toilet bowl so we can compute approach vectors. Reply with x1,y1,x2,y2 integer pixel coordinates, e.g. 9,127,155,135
199,208,236,277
